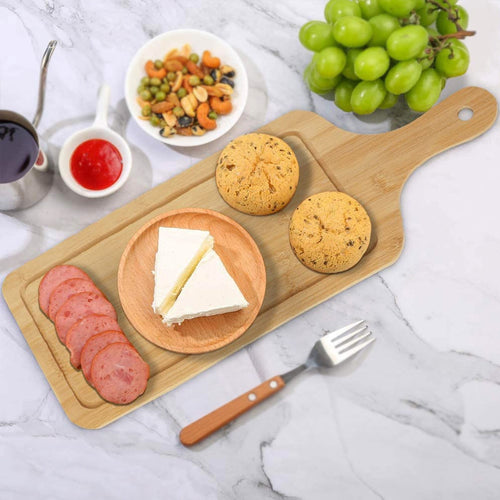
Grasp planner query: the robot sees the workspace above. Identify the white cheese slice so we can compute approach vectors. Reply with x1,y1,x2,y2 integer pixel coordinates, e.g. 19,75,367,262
152,227,213,315
164,249,249,326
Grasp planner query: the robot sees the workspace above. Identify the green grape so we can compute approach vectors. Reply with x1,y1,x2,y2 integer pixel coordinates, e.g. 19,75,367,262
384,59,422,94
450,38,469,53
299,21,337,51
304,64,329,94
435,39,469,77
310,66,342,90
386,25,429,60
417,45,435,69
368,14,400,47
351,79,386,114
436,6,469,35
416,5,438,26
342,48,363,80
354,47,390,80
308,81,331,95
414,0,425,8
358,0,383,19
378,0,417,18
324,0,362,24
334,78,358,111
333,16,373,47
315,46,347,78
379,91,398,109
406,68,442,112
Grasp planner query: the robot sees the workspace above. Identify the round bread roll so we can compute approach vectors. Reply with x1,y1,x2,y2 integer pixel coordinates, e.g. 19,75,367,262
289,191,372,273
216,133,299,215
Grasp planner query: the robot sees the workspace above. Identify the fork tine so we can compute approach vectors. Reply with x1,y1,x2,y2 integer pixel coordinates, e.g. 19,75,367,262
338,329,372,352
333,324,368,347
339,336,375,361
324,320,366,343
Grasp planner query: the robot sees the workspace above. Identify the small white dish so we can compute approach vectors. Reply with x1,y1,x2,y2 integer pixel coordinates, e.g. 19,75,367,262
125,29,249,147
59,85,132,198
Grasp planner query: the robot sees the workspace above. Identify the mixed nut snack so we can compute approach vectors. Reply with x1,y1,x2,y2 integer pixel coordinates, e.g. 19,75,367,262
136,44,236,137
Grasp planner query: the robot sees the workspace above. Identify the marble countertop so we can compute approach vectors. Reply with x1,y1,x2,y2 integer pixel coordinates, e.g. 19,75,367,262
2,0,500,498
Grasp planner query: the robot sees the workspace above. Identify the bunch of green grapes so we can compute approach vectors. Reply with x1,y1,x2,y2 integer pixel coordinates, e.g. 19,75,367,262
299,0,474,114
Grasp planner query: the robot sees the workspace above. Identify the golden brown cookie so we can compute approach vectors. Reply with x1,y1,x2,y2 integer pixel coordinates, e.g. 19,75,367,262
289,191,372,273
216,133,299,215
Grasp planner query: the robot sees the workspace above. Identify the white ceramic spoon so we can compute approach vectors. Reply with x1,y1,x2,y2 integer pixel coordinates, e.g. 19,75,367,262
59,84,132,198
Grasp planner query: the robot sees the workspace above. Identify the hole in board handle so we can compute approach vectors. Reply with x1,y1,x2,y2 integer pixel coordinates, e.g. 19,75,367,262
458,107,474,121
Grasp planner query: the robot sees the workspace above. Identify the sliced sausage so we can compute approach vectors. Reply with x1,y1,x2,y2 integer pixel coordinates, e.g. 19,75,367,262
48,278,102,321
90,343,149,405
39,265,92,316
66,315,122,369
54,292,117,344
80,330,130,383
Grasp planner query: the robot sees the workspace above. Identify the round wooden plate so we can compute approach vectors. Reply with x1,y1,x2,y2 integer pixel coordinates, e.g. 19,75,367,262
117,208,266,354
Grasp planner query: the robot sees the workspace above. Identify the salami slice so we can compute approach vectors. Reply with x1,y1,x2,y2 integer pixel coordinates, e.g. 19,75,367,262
81,330,130,383
66,315,122,369
54,292,117,344
90,343,149,405
39,265,92,316
48,278,102,321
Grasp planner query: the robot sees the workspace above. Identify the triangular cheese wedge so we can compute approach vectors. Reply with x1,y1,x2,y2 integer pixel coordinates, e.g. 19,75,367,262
164,249,248,326
152,227,213,315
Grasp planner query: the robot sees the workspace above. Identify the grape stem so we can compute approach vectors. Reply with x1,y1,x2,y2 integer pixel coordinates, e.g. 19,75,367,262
420,29,475,64
437,30,476,41
425,0,470,33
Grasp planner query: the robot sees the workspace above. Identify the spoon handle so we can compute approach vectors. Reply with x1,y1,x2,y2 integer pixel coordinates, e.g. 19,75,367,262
93,84,111,129
32,40,57,128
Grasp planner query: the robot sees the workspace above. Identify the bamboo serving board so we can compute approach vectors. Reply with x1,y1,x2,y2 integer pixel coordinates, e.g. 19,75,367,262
2,87,497,429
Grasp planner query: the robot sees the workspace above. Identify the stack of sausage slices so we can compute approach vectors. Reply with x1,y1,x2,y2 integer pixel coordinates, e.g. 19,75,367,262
39,265,149,405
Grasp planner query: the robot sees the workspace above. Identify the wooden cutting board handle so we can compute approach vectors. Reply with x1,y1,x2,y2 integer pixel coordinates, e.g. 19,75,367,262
377,86,499,188
263,87,498,197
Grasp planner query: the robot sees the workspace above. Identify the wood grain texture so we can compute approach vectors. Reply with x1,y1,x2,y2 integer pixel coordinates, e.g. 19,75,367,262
118,209,266,354
2,87,497,429
180,376,285,446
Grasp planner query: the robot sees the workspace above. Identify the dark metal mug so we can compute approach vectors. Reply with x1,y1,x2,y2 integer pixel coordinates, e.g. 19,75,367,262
0,41,56,211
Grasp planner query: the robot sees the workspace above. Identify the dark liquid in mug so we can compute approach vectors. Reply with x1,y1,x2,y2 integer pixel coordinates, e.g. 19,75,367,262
0,120,39,183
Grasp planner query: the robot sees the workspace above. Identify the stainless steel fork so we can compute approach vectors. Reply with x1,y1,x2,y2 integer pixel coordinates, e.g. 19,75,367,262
180,320,375,446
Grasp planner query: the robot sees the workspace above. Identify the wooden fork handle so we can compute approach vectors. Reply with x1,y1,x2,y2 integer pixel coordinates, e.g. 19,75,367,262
179,376,286,446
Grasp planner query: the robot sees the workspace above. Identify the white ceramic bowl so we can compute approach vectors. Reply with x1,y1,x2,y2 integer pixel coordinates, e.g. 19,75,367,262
125,29,249,147
59,85,132,198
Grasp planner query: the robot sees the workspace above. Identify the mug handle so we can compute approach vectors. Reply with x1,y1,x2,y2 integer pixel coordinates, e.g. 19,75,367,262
33,149,49,172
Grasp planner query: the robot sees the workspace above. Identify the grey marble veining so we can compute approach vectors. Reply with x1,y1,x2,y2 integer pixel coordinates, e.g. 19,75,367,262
1,0,500,498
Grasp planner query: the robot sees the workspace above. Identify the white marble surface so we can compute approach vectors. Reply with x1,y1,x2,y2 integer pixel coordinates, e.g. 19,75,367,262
1,0,500,498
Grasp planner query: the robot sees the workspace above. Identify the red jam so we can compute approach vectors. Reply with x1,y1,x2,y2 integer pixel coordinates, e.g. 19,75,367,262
70,139,123,190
